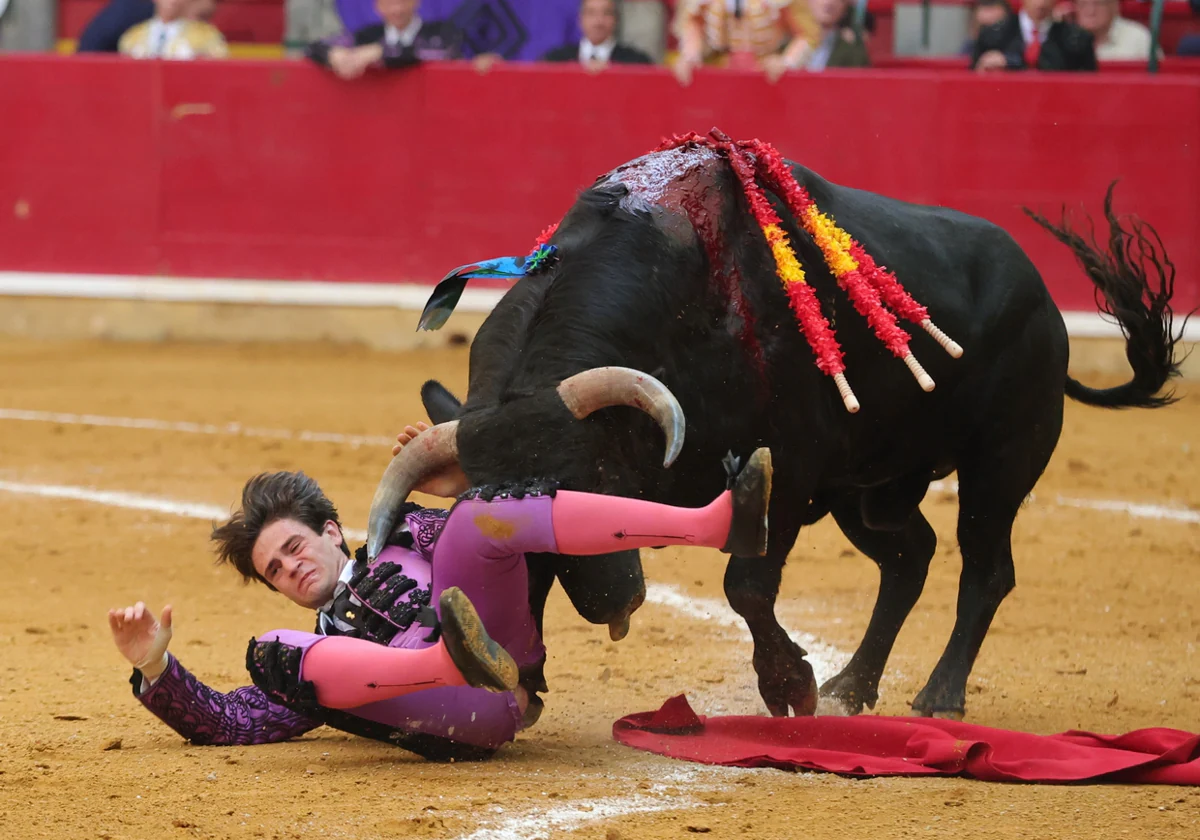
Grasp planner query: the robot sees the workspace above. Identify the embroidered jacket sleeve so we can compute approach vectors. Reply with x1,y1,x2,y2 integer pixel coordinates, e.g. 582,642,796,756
402,504,450,562
133,654,320,746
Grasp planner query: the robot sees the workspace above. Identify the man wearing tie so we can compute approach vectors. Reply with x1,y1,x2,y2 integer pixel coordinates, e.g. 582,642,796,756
972,0,1096,71
306,0,464,80
541,0,655,67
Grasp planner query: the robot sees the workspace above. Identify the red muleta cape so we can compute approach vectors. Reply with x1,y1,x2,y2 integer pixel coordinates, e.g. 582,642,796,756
613,695,1200,784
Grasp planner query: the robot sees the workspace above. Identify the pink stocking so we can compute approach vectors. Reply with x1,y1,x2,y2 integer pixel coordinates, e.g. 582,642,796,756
300,636,467,709
550,489,733,555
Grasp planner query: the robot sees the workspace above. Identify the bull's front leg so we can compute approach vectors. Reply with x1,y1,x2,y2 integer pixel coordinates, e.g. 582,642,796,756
724,545,817,717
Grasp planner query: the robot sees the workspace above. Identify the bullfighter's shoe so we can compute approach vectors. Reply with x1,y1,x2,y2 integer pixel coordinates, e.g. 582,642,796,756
439,586,520,694
721,447,773,557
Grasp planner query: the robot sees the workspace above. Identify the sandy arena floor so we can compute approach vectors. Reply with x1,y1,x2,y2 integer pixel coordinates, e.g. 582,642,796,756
0,338,1197,840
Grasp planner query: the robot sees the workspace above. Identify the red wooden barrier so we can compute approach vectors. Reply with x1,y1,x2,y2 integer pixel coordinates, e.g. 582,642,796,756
0,55,1195,314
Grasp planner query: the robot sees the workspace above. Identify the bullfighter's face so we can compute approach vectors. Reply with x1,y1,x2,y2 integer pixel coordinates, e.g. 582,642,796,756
251,518,349,609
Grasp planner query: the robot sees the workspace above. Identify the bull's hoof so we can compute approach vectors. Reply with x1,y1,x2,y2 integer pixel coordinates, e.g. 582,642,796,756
911,682,967,720
814,694,855,717
608,616,631,641
817,671,877,717
521,693,545,729
755,640,818,717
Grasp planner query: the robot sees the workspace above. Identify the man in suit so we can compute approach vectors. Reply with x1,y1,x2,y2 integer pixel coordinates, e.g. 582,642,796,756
972,0,1097,71
307,0,464,80
542,0,655,67
76,0,155,52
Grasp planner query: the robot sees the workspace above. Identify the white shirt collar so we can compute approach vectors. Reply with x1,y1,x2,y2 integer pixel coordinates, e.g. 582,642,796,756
1019,10,1048,44
148,18,186,57
580,37,617,63
315,557,359,634
385,16,423,48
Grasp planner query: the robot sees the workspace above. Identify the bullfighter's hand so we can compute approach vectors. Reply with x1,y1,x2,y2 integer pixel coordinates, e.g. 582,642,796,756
108,602,173,682
392,422,431,456
392,422,471,497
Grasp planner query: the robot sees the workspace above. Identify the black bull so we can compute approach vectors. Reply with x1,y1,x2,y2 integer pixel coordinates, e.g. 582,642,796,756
372,147,1187,719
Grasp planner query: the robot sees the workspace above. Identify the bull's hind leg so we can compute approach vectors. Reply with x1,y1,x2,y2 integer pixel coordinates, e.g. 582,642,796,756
911,407,1062,719
818,494,937,716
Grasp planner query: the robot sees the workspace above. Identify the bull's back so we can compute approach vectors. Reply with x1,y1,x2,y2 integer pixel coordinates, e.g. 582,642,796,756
795,165,1069,361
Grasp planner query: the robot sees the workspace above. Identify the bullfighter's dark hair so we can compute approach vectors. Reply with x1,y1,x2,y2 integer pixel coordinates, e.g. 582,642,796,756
211,471,349,588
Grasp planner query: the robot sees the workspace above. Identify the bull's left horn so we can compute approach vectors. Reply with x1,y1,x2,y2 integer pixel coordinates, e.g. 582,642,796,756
556,366,686,467
366,421,460,560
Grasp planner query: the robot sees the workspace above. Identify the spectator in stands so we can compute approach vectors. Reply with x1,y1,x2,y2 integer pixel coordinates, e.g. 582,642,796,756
1182,37,1200,55
1181,0,1200,56
805,0,871,70
118,0,229,59
972,0,1097,70
306,0,463,80
673,0,819,84
542,0,655,67
190,0,219,23
77,0,154,53
962,0,1014,55
1075,0,1157,59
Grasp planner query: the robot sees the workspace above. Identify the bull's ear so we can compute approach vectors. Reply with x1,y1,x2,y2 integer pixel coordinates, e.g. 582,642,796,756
421,380,462,424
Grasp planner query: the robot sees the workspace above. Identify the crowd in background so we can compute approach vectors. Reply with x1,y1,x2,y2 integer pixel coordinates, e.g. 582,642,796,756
63,0,1200,74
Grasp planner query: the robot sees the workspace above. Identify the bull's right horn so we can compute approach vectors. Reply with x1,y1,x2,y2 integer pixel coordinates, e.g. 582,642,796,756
556,366,686,467
366,421,460,560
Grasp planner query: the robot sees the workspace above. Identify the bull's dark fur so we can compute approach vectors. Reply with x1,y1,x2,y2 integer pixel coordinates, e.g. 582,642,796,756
424,155,1187,719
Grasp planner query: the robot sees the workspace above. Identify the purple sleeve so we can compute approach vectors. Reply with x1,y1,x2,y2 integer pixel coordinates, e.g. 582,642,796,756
404,506,450,561
133,654,320,746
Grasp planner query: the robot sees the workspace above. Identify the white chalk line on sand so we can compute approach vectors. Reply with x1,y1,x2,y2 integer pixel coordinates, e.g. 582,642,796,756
643,582,850,684
0,480,371,540
929,479,1200,525
0,476,846,670
0,480,232,521
5,407,1196,526
454,794,711,840
451,766,729,840
0,408,394,449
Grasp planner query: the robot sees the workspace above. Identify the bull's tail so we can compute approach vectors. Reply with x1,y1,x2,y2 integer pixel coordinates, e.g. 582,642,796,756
1024,182,1192,409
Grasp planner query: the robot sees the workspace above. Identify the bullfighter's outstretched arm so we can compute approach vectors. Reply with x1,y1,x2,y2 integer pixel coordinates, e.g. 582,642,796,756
111,602,320,746
132,654,321,746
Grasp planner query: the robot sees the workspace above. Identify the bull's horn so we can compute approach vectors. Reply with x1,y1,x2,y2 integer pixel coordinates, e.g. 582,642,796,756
556,367,685,467
366,421,460,560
